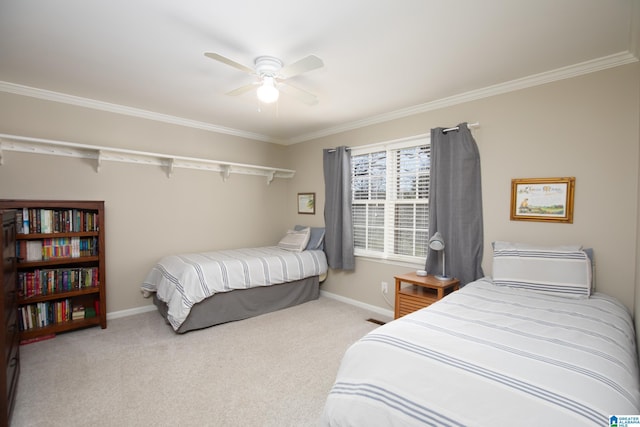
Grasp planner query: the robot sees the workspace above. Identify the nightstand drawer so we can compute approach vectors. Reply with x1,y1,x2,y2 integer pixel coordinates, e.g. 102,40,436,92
398,286,438,316
394,273,459,319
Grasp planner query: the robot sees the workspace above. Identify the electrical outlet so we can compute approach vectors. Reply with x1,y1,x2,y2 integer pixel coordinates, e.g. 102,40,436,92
381,281,388,294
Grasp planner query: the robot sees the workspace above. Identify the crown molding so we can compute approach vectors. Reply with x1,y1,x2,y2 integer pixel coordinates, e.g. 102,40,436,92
1,51,637,146
0,81,278,143
287,51,638,144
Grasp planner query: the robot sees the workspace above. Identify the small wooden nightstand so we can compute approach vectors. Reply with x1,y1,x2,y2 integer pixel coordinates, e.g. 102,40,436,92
394,272,460,319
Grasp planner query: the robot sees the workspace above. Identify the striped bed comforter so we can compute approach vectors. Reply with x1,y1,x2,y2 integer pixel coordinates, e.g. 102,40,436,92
142,246,327,331
322,278,640,426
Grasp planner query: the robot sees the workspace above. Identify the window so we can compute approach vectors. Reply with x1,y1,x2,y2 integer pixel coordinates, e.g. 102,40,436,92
351,137,430,263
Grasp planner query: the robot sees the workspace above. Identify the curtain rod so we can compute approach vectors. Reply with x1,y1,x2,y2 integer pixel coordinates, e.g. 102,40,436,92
326,122,480,152
325,147,351,153
442,122,480,133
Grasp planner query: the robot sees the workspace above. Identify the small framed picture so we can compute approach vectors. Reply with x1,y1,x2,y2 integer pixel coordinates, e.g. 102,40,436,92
510,177,575,223
297,193,315,215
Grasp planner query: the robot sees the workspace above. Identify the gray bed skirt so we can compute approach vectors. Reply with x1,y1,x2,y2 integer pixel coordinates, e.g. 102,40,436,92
153,275,320,333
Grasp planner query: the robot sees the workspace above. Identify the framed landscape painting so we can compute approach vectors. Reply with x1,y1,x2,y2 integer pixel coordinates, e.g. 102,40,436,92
510,177,575,223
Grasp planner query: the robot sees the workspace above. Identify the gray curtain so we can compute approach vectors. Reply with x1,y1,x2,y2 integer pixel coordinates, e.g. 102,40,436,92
425,123,484,285
323,146,355,270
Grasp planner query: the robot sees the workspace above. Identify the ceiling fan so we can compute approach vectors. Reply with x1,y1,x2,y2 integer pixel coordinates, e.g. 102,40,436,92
204,52,324,105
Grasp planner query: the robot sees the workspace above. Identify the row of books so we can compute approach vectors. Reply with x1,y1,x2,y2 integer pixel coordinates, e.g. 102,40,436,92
16,236,99,262
18,267,99,298
17,208,99,235
19,300,99,331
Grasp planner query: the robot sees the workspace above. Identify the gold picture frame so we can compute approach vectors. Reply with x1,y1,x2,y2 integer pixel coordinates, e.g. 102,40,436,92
297,192,316,215
510,177,575,223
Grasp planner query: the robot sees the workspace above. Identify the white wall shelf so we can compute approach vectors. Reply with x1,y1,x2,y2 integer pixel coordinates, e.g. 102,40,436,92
0,133,295,184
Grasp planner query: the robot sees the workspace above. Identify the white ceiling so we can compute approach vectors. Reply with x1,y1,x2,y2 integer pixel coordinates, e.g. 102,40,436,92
0,0,638,145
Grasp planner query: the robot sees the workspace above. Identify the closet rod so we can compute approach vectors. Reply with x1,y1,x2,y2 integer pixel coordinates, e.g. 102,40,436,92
0,133,296,184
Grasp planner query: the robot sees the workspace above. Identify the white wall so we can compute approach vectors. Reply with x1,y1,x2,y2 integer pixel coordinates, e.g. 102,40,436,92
287,63,640,313
0,62,638,318
635,62,640,351
0,92,292,313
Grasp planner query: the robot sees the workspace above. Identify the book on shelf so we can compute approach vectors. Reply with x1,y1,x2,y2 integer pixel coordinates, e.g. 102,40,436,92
17,240,44,261
72,305,85,320
17,208,99,234
18,266,99,298
18,299,73,331
16,237,98,262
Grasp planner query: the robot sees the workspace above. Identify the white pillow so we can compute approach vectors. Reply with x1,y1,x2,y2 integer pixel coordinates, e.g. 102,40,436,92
492,241,592,298
294,225,325,250
493,241,582,252
277,228,311,252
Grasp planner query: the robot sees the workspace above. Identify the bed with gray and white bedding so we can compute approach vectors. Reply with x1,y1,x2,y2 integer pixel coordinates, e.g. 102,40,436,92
142,227,328,333
322,242,640,426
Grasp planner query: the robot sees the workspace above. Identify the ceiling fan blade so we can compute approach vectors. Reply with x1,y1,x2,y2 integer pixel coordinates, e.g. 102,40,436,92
278,55,324,80
279,82,319,105
226,83,257,96
204,52,254,74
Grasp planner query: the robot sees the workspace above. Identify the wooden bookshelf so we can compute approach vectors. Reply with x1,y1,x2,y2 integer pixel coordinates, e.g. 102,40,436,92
0,200,107,341
0,210,19,426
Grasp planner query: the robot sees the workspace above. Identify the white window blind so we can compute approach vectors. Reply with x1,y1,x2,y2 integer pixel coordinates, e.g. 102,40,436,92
351,137,430,263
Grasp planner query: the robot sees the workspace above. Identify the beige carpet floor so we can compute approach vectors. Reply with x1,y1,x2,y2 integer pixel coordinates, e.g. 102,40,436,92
11,296,387,427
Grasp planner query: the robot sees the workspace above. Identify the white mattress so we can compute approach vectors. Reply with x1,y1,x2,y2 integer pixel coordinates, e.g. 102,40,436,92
322,277,640,426
142,246,327,331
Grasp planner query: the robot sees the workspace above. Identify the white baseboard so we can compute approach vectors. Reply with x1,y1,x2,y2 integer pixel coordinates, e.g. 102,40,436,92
107,304,157,320
107,292,395,322
320,290,394,320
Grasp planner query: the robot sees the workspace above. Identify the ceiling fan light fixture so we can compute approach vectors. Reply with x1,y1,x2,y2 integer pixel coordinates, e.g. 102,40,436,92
206,52,322,105
256,76,279,104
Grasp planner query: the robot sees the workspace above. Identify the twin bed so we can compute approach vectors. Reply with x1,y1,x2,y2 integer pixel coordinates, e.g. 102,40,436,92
322,242,640,426
142,233,640,425
141,226,327,333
